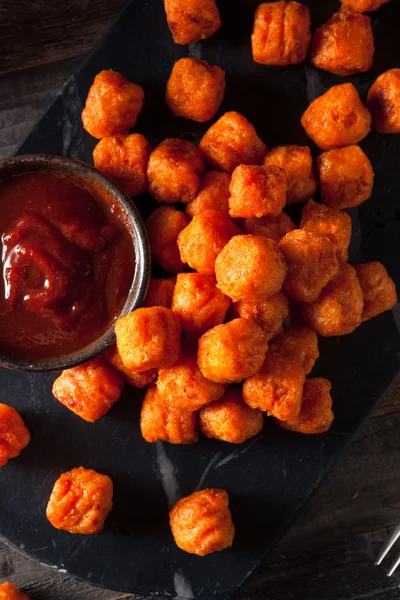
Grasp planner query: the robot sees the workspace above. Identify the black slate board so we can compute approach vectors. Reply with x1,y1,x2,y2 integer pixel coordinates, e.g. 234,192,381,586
1,0,400,598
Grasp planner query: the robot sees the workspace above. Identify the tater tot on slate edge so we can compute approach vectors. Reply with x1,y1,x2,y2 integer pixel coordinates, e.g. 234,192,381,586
276,378,334,434
104,345,157,388
355,262,397,321
0,582,30,600
146,206,189,274
144,277,176,308
263,145,316,205
301,199,352,262
231,291,290,341
0,404,30,468
185,171,231,217
228,165,286,219
340,0,390,12
242,212,295,243
270,325,319,375
163,0,221,45
367,69,400,134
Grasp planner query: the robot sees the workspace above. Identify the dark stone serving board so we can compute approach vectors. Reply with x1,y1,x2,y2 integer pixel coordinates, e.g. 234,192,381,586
1,0,400,598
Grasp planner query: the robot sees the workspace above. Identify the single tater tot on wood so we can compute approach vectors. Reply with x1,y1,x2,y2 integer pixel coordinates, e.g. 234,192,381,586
104,345,157,388
301,83,371,151
140,384,199,444
163,0,221,45
146,206,189,274
0,582,30,600
301,199,352,262
367,68,400,134
144,277,176,308
278,229,340,303
228,165,286,219
276,378,334,434
263,145,316,205
340,0,390,12
355,262,397,321
0,404,30,468
215,235,287,302
185,171,231,217
177,209,240,276
147,139,205,204
166,58,225,122
303,263,364,336
252,1,311,66
52,358,124,423
46,467,113,534
231,291,290,341
170,489,234,556
197,318,268,384
241,212,296,243
199,112,267,173
82,70,144,139
270,325,319,375
115,307,181,372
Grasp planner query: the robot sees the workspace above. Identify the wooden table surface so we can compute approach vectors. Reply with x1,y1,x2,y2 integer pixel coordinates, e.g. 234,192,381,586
0,2,400,599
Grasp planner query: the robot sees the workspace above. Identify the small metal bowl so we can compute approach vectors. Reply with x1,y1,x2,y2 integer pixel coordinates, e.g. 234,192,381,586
0,154,150,372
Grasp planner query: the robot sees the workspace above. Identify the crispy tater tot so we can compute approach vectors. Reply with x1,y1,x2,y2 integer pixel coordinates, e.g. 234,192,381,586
104,345,157,388
170,488,234,555
46,467,113,534
300,199,352,262
231,292,290,341
241,212,296,243
144,277,176,308
340,0,390,12
355,262,397,321
367,68,400,134
228,165,286,219
251,1,311,66
276,378,334,434
301,83,371,151
185,171,231,217
263,145,316,205
82,70,144,139
270,325,319,375
0,404,30,468
199,112,267,173
0,582,30,600
146,206,189,274
164,0,221,45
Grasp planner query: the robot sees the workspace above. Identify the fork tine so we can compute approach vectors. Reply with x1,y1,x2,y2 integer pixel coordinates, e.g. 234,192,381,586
375,524,400,566
387,552,400,577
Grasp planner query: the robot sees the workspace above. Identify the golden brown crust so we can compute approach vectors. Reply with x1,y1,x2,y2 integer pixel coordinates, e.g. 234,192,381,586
241,212,296,243
340,0,390,12
367,68,400,134
228,165,287,219
185,171,231,217
164,0,221,45
263,145,316,205
0,582,31,600
270,325,319,375
0,404,30,468
144,277,176,308
104,345,157,388
276,377,334,434
231,292,290,341
300,199,352,262
146,206,189,274
355,262,397,321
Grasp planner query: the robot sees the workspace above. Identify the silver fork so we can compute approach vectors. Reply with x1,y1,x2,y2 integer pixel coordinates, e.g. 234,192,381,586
375,523,400,576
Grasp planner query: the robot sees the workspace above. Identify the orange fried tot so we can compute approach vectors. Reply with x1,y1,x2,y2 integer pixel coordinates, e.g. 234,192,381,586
231,292,290,341
144,277,176,308
367,68,400,134
185,171,231,217
270,325,319,375
301,199,352,262
146,206,189,274
164,0,221,45
0,404,30,468
276,378,334,434
263,145,316,205
340,0,390,12
228,165,286,218
241,212,296,243
104,345,157,388
355,262,397,321
0,582,30,600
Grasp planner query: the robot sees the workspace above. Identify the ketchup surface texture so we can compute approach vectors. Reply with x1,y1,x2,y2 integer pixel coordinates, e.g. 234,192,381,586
0,171,135,360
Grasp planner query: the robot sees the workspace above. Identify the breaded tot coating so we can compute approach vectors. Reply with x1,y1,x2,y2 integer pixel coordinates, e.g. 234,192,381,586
242,212,296,243
215,235,287,302
340,0,390,12
367,69,400,134
144,277,176,308
82,70,144,139
263,145,316,205
164,0,221,45
0,582,30,600
93,134,151,197
303,263,364,336
199,387,263,443
317,146,374,209
185,171,231,217
276,378,334,434
146,206,189,274
172,273,231,334
270,325,319,375
243,351,305,420
252,1,311,66
140,384,198,444
231,292,290,341
301,83,371,151
46,467,113,534
52,358,124,423
166,58,225,122
278,229,340,303
0,404,30,468
104,345,157,388
170,489,234,555
301,199,352,262
115,307,181,372
197,318,268,384
310,7,374,76
228,165,286,219
147,138,205,204
199,112,267,173
355,262,397,321
177,210,240,275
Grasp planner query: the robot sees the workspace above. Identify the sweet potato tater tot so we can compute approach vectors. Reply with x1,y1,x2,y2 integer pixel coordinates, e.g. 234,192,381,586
166,58,225,122
0,404,30,468
355,262,397,321
170,489,234,555
0,582,30,600
367,69,400,134
144,277,176,308
301,83,371,151
276,378,334,434
164,0,221,45
197,318,268,384
82,70,144,139
215,235,287,302
52,358,123,422
231,292,290,341
278,229,340,303
301,199,352,262
105,345,157,388
140,384,199,444
263,145,316,205
185,172,231,217
340,0,390,12
303,263,364,336
46,467,113,534
146,206,189,274
199,112,267,173
270,325,319,375
243,351,305,420
199,388,264,443
242,212,296,243
177,210,240,275
93,133,151,197
147,138,205,204
251,1,311,66
115,307,181,372
317,146,374,209
310,7,374,76
228,165,286,218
